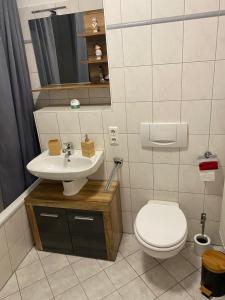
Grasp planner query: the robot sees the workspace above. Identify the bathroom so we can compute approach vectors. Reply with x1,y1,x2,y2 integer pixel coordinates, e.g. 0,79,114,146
1,0,225,299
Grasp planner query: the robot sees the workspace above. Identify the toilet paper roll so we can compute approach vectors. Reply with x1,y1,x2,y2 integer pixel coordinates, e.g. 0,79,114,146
199,170,215,182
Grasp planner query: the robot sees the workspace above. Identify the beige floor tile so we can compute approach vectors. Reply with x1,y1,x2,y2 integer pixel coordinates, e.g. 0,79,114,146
55,285,88,300
0,275,19,300
119,234,140,257
105,259,137,289
82,271,115,300
97,252,123,270
126,250,158,275
72,258,101,282
180,244,202,269
158,284,193,300
37,250,51,259
141,264,176,297
66,255,83,264
20,278,53,300
103,291,123,300
47,265,79,296
16,261,45,289
118,277,155,300
18,248,39,270
162,254,196,281
3,292,21,300
41,253,69,275
180,270,205,300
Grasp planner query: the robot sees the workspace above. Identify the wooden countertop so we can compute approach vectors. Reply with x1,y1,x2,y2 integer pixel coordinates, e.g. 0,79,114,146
25,180,119,212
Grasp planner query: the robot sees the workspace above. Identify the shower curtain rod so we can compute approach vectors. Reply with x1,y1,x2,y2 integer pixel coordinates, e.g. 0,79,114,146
32,6,66,14
107,10,225,30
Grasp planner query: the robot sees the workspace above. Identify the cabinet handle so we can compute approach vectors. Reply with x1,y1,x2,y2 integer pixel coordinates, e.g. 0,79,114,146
40,213,59,218
74,216,94,221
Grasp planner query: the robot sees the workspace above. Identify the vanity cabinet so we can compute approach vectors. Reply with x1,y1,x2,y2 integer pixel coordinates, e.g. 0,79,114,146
25,180,122,261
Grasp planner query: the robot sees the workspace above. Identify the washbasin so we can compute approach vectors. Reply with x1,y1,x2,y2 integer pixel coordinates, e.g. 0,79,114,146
27,150,104,196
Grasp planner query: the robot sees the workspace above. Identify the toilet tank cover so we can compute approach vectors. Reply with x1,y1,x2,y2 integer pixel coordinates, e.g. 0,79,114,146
135,203,187,248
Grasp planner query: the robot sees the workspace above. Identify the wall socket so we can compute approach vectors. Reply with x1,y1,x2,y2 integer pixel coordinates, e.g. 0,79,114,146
108,126,119,145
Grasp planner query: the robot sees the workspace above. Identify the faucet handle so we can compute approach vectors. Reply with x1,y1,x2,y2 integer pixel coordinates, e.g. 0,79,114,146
63,142,73,151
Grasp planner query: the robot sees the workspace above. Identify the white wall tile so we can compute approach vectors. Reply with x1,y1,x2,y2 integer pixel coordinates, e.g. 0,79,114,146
154,190,179,202
130,163,153,189
106,29,124,68
213,60,225,99
179,165,205,193
79,111,103,133
183,18,218,62
131,189,154,212
103,0,121,25
102,103,127,133
179,193,204,219
109,68,125,102
185,0,219,14
152,0,184,18
122,26,151,67
153,149,180,164
154,164,179,192
153,64,182,101
221,0,225,9
78,0,103,11
205,195,222,221
182,62,214,100
0,227,8,260
152,22,183,64
210,100,225,134
153,101,181,122
209,135,225,165
128,134,152,163
216,17,225,59
18,7,34,40
25,44,38,73
57,112,80,133
121,0,151,23
187,219,201,241
30,73,41,90
205,221,221,244
122,212,133,233
125,66,152,102
180,135,209,165
104,134,129,161
126,102,152,133
181,100,211,134
35,112,59,134
120,188,132,211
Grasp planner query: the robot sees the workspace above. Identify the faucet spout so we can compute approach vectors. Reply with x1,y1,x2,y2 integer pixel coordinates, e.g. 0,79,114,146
62,142,74,161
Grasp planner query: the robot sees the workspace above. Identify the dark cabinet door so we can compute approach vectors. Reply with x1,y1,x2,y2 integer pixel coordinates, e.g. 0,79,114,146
34,206,73,254
67,210,107,259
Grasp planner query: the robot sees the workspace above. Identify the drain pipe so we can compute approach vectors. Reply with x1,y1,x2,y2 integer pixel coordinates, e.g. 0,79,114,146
104,158,123,192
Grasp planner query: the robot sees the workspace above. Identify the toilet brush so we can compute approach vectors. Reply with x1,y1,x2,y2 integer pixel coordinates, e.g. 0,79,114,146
194,213,211,256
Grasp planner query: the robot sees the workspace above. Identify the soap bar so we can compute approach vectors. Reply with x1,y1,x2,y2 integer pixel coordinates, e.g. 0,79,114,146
48,139,61,156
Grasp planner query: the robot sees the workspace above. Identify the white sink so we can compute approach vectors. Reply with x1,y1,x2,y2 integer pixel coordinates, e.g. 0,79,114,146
27,150,104,196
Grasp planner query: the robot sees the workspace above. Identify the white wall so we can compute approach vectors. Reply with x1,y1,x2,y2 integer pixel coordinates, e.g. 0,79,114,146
20,0,225,245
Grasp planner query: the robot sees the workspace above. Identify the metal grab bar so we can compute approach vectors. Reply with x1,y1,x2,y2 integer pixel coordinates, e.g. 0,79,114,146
105,158,123,192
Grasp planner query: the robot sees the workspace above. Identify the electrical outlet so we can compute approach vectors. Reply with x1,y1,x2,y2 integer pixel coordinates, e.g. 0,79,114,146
108,126,119,136
110,136,119,145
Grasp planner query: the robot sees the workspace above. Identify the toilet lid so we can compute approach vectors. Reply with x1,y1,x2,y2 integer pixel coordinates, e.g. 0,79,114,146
135,203,187,248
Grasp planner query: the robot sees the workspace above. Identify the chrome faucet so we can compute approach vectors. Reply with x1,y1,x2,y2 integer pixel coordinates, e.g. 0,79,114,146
62,142,73,161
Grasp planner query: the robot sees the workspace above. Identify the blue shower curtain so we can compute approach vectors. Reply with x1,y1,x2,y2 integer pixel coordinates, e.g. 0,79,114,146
0,0,40,207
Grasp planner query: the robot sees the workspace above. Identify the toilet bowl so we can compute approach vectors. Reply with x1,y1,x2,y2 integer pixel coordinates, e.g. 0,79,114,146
134,200,188,259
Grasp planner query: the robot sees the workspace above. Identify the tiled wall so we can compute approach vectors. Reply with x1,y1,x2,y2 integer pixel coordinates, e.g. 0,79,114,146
18,0,111,108
32,0,225,246
0,206,33,290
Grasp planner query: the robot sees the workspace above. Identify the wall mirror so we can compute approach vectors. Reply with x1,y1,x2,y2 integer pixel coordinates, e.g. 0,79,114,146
29,9,110,106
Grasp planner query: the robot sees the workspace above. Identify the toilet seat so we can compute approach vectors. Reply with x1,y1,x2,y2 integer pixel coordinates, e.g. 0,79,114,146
134,201,187,258
135,202,187,249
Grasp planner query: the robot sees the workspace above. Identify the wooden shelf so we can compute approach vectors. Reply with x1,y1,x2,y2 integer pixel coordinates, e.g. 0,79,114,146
81,57,108,64
32,82,109,93
78,30,105,37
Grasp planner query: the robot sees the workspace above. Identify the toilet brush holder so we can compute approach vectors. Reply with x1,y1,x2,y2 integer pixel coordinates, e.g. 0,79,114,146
194,234,211,256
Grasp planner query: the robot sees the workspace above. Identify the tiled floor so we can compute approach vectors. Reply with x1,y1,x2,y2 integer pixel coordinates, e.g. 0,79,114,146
0,234,224,300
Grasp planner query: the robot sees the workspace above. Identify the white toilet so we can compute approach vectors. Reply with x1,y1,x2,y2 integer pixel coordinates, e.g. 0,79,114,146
134,200,188,259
